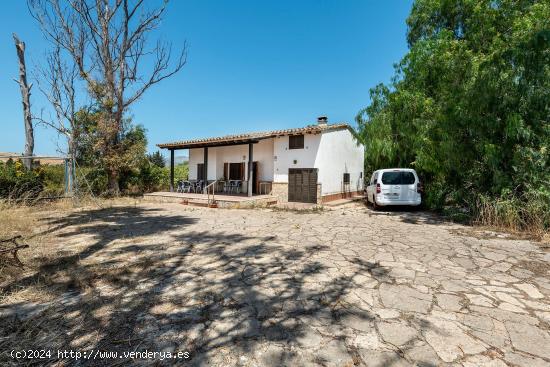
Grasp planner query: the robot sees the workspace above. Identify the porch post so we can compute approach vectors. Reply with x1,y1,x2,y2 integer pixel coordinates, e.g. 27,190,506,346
248,143,253,197
169,149,175,192
203,147,208,188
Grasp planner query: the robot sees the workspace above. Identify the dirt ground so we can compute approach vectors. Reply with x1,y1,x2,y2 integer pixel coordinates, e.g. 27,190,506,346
1,200,549,366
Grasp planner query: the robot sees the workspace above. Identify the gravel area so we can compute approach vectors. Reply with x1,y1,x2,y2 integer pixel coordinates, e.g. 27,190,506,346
1,202,549,366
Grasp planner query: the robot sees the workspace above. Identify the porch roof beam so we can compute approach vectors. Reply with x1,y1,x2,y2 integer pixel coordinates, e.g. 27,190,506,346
159,139,261,150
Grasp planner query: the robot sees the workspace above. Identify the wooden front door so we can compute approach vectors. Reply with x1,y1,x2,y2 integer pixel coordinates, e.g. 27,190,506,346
288,168,318,203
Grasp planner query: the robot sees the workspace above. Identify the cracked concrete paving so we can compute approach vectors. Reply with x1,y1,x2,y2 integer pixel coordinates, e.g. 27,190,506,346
1,202,549,366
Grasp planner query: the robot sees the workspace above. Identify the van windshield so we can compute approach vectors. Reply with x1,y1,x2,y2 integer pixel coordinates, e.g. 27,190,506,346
381,171,416,185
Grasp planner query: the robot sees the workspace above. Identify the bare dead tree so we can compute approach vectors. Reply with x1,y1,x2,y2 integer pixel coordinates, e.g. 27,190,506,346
28,0,187,194
34,46,80,194
13,34,35,170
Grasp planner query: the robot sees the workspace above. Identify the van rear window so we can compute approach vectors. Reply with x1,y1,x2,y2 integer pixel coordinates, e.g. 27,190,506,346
381,171,416,185
401,172,415,184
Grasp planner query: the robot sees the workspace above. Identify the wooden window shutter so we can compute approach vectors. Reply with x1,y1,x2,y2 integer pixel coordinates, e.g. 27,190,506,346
289,134,304,149
240,162,245,181
223,163,228,180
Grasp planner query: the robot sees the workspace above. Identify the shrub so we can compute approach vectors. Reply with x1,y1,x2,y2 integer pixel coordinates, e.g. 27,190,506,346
0,160,43,200
474,188,550,237
39,164,66,196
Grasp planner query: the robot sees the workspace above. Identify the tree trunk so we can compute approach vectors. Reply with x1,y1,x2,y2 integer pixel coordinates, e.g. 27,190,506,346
107,169,120,196
67,137,76,196
13,34,34,170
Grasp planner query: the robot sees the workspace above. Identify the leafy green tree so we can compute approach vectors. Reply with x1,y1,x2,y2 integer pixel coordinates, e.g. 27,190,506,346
357,0,550,230
74,108,148,194
147,151,166,168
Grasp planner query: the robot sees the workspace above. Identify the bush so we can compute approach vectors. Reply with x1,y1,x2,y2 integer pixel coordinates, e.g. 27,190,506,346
39,164,65,196
474,188,550,236
119,162,168,195
0,160,44,200
77,166,108,196
0,158,189,201
138,164,169,192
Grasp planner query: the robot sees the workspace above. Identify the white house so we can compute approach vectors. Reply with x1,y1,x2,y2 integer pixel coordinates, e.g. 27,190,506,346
158,117,364,204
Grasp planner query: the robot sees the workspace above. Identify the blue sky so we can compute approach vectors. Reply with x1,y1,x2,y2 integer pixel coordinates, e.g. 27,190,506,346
0,0,412,156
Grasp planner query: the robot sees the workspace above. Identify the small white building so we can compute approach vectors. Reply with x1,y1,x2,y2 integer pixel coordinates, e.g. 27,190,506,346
158,117,364,204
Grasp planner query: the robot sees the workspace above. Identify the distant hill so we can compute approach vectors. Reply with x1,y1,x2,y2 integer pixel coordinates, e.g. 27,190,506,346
0,152,64,166
175,155,189,165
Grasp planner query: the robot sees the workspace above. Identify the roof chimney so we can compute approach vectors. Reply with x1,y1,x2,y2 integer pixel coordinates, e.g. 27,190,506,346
317,116,328,126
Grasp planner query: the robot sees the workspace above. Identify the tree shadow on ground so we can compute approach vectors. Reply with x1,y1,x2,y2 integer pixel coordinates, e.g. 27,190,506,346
362,201,447,226
1,205,439,366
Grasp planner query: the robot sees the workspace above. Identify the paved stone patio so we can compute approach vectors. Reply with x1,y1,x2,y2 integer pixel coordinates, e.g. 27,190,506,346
1,202,549,366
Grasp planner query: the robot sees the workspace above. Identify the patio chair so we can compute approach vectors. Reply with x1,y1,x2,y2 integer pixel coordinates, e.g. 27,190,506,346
196,180,204,193
181,181,192,193
176,180,185,193
230,180,241,194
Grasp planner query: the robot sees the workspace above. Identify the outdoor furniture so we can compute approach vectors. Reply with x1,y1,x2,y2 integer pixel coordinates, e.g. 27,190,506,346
180,181,193,193
222,181,230,193
229,180,241,194
188,180,196,193
216,180,225,193
176,180,186,193
196,180,204,193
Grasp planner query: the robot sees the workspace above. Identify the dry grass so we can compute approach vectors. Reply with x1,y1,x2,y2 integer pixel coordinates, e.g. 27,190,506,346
0,199,161,366
0,203,50,293
0,196,143,303
474,196,549,243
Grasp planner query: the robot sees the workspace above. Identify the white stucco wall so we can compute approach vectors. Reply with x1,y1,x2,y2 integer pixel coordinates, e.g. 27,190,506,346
314,129,364,195
273,129,364,195
273,134,321,182
188,147,218,180
252,138,274,181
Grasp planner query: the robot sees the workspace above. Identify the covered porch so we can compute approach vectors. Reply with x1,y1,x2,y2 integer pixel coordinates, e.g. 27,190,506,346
158,134,274,199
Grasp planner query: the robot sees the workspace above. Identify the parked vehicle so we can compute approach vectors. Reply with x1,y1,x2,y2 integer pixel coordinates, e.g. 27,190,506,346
365,169,422,208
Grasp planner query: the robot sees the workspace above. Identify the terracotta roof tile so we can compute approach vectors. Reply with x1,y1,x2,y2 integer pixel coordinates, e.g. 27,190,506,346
157,123,350,149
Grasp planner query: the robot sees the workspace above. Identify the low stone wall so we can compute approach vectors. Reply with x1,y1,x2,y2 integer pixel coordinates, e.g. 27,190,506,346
271,182,288,203
216,197,278,209
274,183,322,204
321,191,363,203
142,194,183,204
143,193,277,209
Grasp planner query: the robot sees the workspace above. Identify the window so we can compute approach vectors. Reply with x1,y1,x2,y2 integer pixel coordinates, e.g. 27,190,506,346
343,173,350,184
381,171,416,185
289,134,304,149
401,172,416,185
197,163,204,180
229,163,244,180
381,172,400,184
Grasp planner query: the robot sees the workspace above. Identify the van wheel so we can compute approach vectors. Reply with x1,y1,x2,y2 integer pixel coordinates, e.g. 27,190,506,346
372,195,378,210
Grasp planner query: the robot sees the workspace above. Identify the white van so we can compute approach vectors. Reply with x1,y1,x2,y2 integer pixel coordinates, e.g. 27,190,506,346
365,169,422,208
